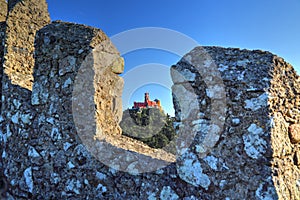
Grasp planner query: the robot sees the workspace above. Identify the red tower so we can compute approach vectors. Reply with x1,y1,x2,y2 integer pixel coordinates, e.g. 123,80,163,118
133,92,162,110
144,92,150,106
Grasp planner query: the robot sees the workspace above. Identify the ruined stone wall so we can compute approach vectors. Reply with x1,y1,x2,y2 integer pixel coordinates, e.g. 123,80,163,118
0,2,49,197
1,0,300,199
3,0,50,90
269,56,300,199
0,1,178,198
0,0,7,22
171,46,300,199
0,19,179,199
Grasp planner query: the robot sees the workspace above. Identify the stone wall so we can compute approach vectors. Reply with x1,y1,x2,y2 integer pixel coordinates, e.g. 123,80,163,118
269,56,300,199
0,21,5,108
0,0,7,22
1,0,300,199
0,2,49,197
0,0,6,106
0,1,7,195
171,46,300,199
0,4,177,197
0,18,175,200
3,0,50,90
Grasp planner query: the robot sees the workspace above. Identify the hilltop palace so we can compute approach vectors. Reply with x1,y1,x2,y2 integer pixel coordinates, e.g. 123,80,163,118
132,92,162,110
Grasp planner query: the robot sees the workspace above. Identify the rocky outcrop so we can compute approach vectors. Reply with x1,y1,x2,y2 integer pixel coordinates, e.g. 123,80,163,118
171,46,300,199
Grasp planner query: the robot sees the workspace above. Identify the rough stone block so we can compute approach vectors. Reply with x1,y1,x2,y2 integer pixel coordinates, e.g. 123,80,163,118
0,0,7,22
3,0,50,90
171,46,300,199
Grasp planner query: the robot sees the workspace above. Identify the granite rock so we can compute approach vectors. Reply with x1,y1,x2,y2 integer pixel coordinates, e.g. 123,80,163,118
1,1,300,199
0,0,7,22
171,46,300,199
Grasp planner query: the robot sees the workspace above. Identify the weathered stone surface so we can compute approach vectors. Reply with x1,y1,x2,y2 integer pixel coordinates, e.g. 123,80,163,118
1,1,300,199
0,0,7,22
3,0,50,90
171,46,300,199
1,17,176,198
0,21,5,106
0,2,49,197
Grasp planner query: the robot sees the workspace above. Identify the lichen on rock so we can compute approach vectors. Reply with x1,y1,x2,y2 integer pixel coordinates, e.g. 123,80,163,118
1,1,300,199
171,46,300,199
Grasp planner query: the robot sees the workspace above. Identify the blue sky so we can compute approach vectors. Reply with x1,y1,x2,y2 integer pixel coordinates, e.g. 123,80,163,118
47,0,300,116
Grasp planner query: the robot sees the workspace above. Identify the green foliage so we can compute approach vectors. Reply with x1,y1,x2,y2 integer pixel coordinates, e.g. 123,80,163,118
120,108,176,149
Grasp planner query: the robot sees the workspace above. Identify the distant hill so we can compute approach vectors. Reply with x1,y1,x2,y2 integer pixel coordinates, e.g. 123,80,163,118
120,107,176,149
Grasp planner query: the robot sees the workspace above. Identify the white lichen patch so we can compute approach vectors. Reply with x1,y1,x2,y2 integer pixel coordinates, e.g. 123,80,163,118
0,124,12,144
237,71,245,81
243,124,267,159
193,123,221,157
177,151,211,189
203,155,218,170
195,145,205,154
232,118,241,126
63,142,72,151
236,59,250,67
155,169,164,175
255,179,278,200
204,59,213,67
50,127,62,140
218,64,228,72
46,117,55,124
96,183,107,194
13,99,21,109
171,84,198,121
2,150,6,159
192,119,209,134
147,192,157,200
126,161,139,175
206,85,225,99
96,171,107,180
66,179,82,194
171,68,196,83
183,195,198,200
28,146,40,158
219,180,227,189
24,167,33,193
21,113,32,124
244,93,268,111
63,77,72,88
248,123,264,135
67,161,75,169
11,112,19,124
160,186,179,200
78,49,84,54
50,173,60,184
31,82,49,105
59,56,76,76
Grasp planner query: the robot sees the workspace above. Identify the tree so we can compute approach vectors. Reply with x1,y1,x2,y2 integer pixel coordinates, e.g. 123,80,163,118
120,108,176,149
